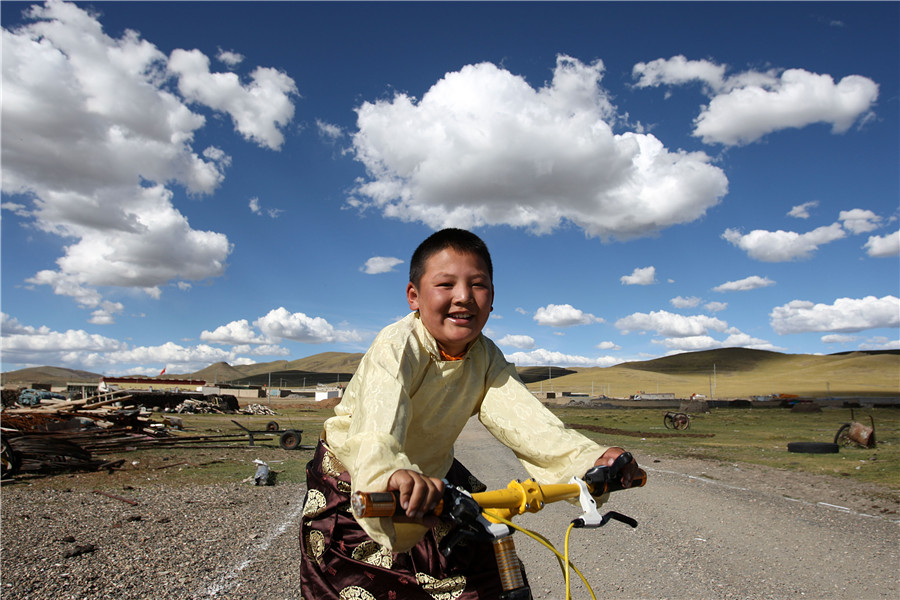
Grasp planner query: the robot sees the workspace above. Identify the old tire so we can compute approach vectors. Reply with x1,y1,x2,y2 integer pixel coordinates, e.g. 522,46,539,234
279,430,301,450
787,442,839,454
1,437,22,479
266,421,280,432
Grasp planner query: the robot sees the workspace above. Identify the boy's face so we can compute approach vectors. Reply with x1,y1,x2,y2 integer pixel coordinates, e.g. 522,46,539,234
407,248,494,357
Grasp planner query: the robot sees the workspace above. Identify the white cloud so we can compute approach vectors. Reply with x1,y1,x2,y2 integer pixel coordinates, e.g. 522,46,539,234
1,312,126,368
864,231,900,257
620,266,657,286
1,313,31,335
498,334,536,350
821,334,857,344
361,256,404,275
1,202,31,217
254,307,362,344
634,56,878,146
316,119,344,141
654,331,780,353
200,319,271,345
0,312,292,373
722,224,845,261
858,337,900,351
505,348,619,368
2,1,296,319
670,295,701,308
88,301,124,325
713,275,775,292
839,209,882,234
596,341,620,351
633,55,726,91
249,197,283,218
350,55,728,239
216,48,244,68
788,201,818,219
533,304,603,327
696,71,878,145
633,56,878,146
168,48,297,151
615,310,728,337
704,301,728,312
770,295,900,335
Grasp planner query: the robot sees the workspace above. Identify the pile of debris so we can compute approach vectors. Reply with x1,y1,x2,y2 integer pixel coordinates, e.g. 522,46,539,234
1,391,172,478
171,396,239,414
0,391,277,480
241,403,277,415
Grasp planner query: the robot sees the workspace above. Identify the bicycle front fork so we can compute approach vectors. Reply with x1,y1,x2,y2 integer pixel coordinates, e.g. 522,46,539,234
493,535,532,600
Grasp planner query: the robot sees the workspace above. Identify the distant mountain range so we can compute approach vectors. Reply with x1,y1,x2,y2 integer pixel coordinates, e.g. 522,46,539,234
3,348,898,400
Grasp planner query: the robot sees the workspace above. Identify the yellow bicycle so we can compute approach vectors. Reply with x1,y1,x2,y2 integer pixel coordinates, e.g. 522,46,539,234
352,452,647,600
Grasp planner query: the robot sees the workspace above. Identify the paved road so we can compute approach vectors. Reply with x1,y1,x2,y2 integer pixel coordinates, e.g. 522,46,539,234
453,417,899,600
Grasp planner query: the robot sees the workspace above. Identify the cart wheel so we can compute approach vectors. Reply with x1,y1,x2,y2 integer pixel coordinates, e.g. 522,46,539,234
663,413,676,429
1,437,21,479
833,423,852,446
279,430,302,450
266,421,280,432
674,413,690,430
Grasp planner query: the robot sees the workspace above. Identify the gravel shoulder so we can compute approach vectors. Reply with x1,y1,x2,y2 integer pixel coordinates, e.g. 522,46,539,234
2,419,897,600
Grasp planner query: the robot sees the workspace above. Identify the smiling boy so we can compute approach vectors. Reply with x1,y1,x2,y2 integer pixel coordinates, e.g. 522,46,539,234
300,228,638,599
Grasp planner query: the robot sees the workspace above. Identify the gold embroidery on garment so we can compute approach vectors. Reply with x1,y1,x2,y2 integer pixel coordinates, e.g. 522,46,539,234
305,529,325,562
337,479,352,493
351,540,393,568
339,586,376,599
415,572,466,600
303,489,327,518
433,521,452,546
323,450,347,477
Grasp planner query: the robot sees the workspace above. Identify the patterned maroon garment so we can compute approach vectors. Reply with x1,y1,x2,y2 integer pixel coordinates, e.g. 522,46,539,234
300,440,521,599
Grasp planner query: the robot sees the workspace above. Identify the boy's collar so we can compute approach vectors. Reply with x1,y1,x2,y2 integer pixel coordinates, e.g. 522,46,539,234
411,310,477,362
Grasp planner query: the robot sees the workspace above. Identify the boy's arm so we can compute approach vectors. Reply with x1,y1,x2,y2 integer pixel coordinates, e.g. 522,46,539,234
327,337,435,551
478,364,609,484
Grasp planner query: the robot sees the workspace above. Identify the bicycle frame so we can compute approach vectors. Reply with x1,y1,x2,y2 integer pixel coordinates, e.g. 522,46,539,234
351,455,647,599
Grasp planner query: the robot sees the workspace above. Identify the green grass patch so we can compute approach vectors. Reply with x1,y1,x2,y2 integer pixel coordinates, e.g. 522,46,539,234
554,406,900,489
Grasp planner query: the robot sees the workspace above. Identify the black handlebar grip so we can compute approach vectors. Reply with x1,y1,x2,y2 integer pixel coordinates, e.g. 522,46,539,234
608,451,633,479
590,468,648,496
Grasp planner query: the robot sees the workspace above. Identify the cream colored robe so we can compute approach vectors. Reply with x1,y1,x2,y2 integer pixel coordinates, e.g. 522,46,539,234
323,312,606,551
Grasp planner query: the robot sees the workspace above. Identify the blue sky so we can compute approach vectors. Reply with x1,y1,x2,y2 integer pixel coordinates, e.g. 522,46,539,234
2,0,898,376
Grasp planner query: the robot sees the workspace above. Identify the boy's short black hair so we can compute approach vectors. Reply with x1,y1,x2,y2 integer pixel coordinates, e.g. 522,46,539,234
409,228,493,287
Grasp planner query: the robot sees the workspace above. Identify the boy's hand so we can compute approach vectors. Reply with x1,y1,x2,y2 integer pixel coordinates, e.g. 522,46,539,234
594,447,640,488
387,469,444,526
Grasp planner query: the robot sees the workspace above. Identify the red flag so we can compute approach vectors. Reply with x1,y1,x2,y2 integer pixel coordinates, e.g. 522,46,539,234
159,367,166,376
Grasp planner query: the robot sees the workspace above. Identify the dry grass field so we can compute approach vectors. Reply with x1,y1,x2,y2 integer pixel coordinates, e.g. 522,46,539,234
524,349,900,399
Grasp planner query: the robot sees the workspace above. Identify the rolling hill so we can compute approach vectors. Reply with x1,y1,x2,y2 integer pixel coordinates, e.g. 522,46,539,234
3,348,898,398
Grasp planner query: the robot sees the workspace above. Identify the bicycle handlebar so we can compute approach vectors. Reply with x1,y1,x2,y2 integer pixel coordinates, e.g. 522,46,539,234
351,457,647,520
